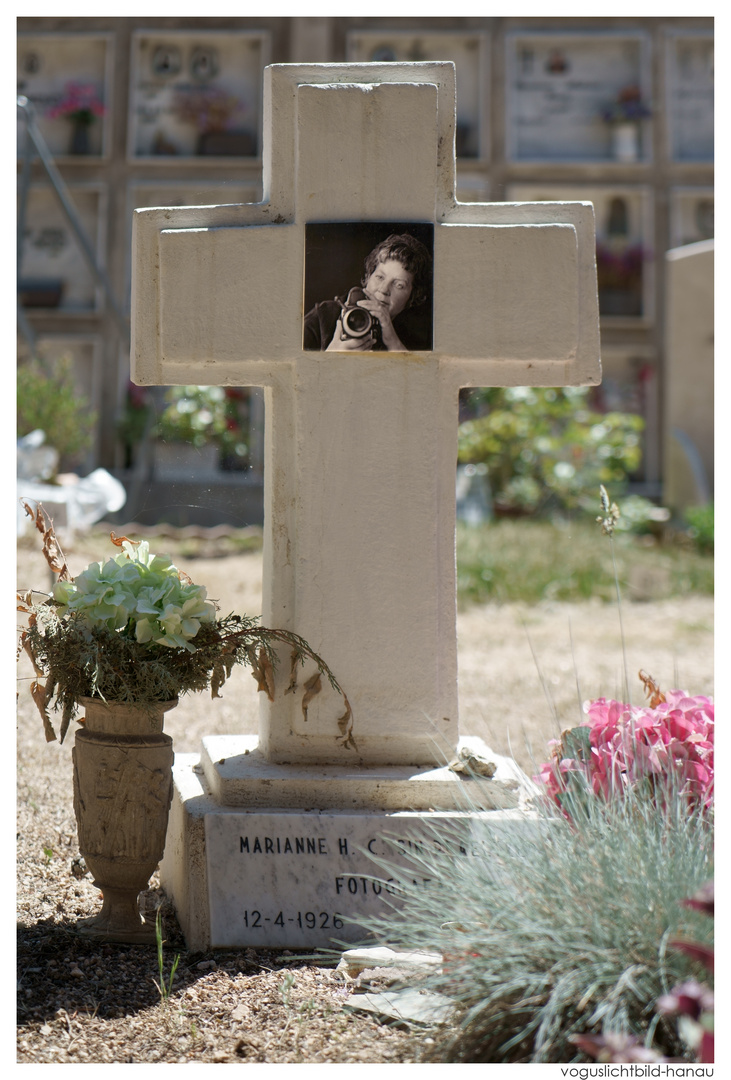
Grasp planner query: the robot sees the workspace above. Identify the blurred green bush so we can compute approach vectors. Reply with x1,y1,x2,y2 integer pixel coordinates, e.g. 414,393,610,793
458,387,644,517
17,357,96,469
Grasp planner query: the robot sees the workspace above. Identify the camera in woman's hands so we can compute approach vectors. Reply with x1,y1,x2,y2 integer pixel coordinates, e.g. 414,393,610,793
336,287,381,345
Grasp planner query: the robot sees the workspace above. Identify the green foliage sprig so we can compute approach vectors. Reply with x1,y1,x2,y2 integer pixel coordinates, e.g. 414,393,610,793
154,909,180,1005
23,605,351,745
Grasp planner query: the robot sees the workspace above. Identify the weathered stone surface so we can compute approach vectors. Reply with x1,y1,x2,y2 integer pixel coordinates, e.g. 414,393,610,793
337,947,442,978
72,698,177,943
160,741,542,951
132,63,600,769
200,734,532,811
344,987,456,1025
140,62,599,948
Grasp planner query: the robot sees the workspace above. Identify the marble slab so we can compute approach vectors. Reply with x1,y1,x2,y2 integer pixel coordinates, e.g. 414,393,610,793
345,987,456,1025
200,734,528,811
204,806,529,949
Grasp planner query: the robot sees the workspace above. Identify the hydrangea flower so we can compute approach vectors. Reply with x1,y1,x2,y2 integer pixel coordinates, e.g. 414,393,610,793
52,539,216,650
52,555,139,631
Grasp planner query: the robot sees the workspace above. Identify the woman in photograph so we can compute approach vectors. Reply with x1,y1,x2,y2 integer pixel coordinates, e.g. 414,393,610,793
303,232,433,352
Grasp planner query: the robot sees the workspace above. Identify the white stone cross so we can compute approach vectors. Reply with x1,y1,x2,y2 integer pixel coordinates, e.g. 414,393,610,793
132,62,600,769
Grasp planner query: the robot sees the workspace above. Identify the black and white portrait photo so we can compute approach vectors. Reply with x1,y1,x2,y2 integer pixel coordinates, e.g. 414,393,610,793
303,222,434,353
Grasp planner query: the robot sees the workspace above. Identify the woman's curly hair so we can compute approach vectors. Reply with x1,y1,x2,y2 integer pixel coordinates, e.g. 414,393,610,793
362,233,433,308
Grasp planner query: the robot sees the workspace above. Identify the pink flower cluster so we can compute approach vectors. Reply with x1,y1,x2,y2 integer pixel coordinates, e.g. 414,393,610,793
47,83,105,121
536,690,714,812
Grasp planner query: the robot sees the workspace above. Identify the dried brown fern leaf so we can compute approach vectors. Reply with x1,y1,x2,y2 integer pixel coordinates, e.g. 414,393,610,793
301,672,322,722
21,501,71,581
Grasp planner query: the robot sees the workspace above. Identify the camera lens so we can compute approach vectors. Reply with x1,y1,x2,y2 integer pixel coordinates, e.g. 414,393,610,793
342,307,372,337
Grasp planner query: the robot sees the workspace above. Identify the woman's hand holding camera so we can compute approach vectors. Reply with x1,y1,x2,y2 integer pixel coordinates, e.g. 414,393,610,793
354,295,405,351
326,296,406,353
325,317,376,351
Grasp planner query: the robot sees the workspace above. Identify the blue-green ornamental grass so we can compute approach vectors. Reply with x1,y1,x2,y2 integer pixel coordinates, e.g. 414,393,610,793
355,771,712,1063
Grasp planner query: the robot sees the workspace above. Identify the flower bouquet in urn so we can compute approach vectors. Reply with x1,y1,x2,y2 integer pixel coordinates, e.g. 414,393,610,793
17,502,353,943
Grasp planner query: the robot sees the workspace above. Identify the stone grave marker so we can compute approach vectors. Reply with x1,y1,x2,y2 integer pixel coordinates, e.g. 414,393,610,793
131,63,600,950
663,238,714,512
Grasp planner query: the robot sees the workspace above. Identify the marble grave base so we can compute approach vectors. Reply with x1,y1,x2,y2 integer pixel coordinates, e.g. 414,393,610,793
159,735,540,951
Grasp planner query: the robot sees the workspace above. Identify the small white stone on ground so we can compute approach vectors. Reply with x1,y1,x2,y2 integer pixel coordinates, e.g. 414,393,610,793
336,947,442,977
344,987,455,1025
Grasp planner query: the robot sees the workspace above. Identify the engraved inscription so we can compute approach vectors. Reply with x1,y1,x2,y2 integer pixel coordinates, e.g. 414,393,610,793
205,811,492,948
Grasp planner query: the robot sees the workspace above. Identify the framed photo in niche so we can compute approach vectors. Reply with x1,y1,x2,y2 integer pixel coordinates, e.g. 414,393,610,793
507,183,654,324
18,183,107,313
17,33,112,160
303,223,434,353
506,31,652,163
665,31,714,162
346,30,488,160
128,30,270,160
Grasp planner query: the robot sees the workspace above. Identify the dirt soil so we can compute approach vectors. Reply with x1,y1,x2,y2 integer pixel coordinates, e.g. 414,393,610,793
16,526,714,1064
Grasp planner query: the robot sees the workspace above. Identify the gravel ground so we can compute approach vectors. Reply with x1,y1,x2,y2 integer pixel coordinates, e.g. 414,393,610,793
16,525,714,1064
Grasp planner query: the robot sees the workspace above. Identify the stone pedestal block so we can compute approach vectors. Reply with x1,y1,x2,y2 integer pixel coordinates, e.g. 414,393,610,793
160,736,539,951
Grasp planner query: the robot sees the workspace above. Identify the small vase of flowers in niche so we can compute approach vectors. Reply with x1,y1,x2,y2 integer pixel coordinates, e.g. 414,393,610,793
595,242,645,317
46,82,106,155
174,87,256,156
600,85,651,163
17,502,354,944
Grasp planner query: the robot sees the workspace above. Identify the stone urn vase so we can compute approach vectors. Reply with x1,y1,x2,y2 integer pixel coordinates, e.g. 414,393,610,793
72,697,178,943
